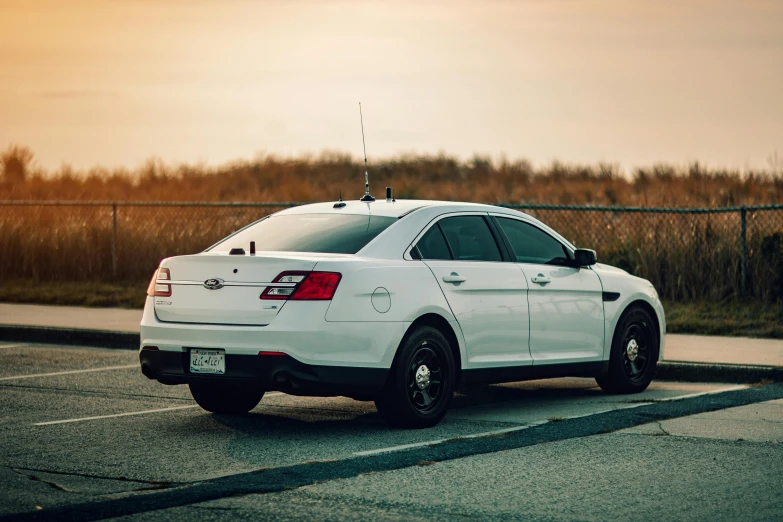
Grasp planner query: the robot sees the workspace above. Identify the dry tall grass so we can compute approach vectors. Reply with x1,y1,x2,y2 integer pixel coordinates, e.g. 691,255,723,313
2,145,783,207
2,145,783,303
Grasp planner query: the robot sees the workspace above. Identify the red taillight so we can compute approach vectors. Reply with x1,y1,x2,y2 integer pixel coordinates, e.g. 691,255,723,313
258,351,287,356
291,272,341,300
261,271,341,301
147,268,172,297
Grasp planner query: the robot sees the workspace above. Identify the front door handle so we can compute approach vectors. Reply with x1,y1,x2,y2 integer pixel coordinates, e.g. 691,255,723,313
531,274,551,285
442,272,467,284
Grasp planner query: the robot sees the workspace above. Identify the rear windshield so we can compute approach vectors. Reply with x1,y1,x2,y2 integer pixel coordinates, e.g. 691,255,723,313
209,214,397,254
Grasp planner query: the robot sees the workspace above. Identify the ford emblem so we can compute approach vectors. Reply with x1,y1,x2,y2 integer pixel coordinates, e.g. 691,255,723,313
203,278,225,290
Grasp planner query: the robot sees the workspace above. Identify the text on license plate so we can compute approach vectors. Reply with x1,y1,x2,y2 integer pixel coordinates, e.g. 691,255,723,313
190,349,225,375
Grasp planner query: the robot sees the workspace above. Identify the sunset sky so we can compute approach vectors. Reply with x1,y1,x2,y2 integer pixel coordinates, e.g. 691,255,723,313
0,0,781,171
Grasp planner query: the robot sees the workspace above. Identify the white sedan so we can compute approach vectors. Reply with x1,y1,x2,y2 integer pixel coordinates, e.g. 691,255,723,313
139,198,665,428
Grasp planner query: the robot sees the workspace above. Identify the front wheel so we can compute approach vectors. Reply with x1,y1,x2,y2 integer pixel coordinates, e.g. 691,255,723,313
375,326,455,429
596,305,659,394
189,382,264,414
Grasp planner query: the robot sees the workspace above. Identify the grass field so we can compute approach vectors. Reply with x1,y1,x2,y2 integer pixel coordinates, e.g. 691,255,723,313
664,300,783,339
3,144,783,207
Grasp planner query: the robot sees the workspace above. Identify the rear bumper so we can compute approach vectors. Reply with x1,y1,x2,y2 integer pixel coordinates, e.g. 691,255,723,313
140,297,406,368
139,348,388,397
139,296,401,396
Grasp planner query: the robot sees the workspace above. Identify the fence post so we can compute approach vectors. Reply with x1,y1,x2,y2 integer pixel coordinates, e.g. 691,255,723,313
112,203,118,281
740,206,747,297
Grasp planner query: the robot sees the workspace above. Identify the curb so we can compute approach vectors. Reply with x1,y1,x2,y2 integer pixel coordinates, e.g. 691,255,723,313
0,325,139,350
656,361,782,383
1,325,781,384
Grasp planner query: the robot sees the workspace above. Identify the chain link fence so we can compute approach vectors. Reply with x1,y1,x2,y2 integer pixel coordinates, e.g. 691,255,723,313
1,201,782,302
510,204,783,302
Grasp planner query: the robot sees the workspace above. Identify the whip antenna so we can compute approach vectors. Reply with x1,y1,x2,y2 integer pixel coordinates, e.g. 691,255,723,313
358,102,375,202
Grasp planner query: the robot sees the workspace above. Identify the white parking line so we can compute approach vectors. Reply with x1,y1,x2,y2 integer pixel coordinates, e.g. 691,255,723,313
352,423,546,457
0,365,138,382
34,405,201,426
649,384,748,401
352,384,749,457
33,391,284,426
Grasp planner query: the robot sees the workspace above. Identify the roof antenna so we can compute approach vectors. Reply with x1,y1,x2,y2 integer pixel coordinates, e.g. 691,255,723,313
334,189,346,208
358,102,375,202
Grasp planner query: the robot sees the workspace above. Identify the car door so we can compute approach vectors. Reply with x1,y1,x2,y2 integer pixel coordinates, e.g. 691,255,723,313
492,215,604,364
412,214,532,368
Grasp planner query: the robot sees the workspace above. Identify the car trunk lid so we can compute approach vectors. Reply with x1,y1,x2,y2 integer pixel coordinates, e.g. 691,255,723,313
154,253,322,325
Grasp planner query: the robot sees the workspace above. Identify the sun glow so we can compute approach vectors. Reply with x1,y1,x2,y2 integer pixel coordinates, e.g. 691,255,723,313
0,0,781,170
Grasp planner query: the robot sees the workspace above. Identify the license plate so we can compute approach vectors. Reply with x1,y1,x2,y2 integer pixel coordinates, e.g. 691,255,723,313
189,349,225,375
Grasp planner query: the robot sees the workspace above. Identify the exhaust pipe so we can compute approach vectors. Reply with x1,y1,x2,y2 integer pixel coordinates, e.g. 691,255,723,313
140,363,155,380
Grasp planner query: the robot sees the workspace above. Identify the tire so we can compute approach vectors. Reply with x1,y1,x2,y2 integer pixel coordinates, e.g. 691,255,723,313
375,326,455,429
189,382,264,414
596,305,659,394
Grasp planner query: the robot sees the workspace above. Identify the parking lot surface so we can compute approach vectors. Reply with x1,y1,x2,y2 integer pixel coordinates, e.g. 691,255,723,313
1,342,781,521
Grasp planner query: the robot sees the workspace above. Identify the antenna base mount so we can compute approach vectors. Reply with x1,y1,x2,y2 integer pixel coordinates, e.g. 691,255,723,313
360,194,375,202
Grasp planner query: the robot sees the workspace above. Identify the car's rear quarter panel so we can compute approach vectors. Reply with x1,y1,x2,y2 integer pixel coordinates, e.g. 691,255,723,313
316,257,467,368
323,259,453,323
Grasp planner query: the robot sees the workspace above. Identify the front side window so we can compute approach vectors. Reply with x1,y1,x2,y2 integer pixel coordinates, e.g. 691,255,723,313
437,216,502,262
210,214,397,254
497,217,571,266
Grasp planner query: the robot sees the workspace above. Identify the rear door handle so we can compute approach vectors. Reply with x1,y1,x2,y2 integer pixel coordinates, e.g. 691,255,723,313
442,272,467,284
531,274,551,285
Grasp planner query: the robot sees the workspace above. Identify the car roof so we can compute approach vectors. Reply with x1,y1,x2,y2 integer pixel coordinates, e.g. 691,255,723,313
275,199,501,218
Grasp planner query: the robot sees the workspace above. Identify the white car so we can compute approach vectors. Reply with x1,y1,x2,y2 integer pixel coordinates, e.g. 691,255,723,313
139,198,665,428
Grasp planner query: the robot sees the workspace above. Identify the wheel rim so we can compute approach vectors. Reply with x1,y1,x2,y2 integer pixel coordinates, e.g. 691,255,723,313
406,343,444,414
621,320,654,383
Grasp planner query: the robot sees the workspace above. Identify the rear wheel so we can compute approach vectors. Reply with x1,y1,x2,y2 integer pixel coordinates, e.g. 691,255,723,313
375,326,455,429
596,305,659,394
189,382,264,414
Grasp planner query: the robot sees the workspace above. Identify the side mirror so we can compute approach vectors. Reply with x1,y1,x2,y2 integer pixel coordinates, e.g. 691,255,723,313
573,249,597,267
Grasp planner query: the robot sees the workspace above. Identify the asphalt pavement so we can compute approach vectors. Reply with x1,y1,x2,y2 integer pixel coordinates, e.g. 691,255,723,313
0,341,781,521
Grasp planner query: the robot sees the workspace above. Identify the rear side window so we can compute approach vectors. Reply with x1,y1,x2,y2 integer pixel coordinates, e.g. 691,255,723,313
497,217,570,266
210,214,397,254
414,224,452,260
438,216,502,262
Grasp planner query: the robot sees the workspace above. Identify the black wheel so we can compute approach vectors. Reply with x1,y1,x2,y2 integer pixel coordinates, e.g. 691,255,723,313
375,326,455,429
189,382,264,414
596,306,659,394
